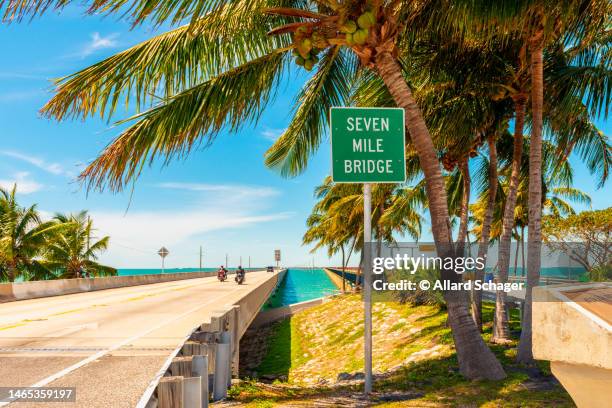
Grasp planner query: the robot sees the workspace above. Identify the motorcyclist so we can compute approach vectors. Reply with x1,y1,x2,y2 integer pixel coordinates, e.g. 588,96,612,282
235,265,245,283
218,265,227,281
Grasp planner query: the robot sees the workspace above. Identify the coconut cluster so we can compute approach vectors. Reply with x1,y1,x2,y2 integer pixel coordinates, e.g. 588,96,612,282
342,11,376,46
291,9,377,71
293,26,327,71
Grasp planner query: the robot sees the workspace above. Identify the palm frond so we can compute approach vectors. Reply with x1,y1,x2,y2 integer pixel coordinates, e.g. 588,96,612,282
41,1,290,122
80,49,288,191
264,47,359,176
1,0,273,28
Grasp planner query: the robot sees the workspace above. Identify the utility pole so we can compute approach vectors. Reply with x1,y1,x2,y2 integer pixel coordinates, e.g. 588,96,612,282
225,253,228,268
240,256,242,267
199,246,203,271
248,256,251,269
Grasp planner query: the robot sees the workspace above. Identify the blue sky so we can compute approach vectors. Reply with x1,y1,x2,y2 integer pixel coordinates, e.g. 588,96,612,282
1,7,610,269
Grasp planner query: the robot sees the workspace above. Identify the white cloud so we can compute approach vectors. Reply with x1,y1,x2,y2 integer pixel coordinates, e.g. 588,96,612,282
0,151,68,176
92,208,293,268
158,182,280,199
0,172,43,194
81,32,119,57
49,181,292,267
260,127,286,141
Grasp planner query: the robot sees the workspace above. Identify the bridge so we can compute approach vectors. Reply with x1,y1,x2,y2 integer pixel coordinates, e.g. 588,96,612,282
0,269,286,407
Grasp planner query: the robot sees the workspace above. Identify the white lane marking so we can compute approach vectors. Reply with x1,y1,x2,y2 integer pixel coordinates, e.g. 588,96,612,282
0,278,263,407
134,331,194,408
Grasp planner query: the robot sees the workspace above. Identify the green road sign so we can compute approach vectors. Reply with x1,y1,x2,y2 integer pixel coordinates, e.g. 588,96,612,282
330,107,406,183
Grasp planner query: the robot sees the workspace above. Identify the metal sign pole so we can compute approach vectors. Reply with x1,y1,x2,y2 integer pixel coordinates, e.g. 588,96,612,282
158,247,169,274
329,106,405,396
363,183,372,394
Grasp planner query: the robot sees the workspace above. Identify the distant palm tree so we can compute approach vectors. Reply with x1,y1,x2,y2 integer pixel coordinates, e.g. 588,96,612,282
42,211,116,279
471,137,592,341
0,185,60,282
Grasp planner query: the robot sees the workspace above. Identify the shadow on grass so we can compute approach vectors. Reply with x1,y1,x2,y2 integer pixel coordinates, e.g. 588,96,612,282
231,352,573,407
254,318,292,378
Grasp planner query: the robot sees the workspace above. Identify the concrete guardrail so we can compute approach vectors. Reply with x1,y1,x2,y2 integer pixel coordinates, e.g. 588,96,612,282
0,271,221,303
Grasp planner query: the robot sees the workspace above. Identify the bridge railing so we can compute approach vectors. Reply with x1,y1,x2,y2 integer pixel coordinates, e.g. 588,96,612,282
140,269,287,408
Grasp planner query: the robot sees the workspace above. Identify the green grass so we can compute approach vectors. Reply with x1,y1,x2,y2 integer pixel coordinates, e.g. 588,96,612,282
256,319,292,376
228,295,574,407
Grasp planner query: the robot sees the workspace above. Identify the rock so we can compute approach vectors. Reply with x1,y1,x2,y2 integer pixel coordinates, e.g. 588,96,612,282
259,374,278,383
337,372,352,381
352,372,365,380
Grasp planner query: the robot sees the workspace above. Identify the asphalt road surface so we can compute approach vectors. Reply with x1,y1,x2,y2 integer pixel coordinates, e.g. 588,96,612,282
0,270,277,407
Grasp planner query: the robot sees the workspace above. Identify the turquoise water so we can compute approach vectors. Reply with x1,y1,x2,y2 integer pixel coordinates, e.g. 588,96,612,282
118,267,338,310
264,268,338,309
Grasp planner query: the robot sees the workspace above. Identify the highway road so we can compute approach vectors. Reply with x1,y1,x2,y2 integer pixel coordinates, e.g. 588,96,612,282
0,270,278,407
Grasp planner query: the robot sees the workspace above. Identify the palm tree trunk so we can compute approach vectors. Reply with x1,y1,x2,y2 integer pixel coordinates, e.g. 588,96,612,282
341,244,346,293
517,29,544,365
513,228,520,276
345,237,355,268
375,51,505,380
7,261,17,283
472,134,498,331
456,157,471,255
521,227,526,276
492,94,526,344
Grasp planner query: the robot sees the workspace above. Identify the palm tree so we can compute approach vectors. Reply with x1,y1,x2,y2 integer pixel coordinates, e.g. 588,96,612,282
471,136,593,339
0,185,60,281
42,211,116,279
464,0,609,365
304,176,424,290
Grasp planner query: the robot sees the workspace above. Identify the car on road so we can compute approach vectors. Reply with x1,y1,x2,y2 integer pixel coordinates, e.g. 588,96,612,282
266,266,274,272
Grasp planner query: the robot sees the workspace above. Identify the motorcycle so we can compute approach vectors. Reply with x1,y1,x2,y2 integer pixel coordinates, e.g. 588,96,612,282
235,271,245,285
217,270,227,282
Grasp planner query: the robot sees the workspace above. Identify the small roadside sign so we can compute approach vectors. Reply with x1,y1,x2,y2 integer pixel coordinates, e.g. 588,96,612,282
158,247,169,258
330,107,406,183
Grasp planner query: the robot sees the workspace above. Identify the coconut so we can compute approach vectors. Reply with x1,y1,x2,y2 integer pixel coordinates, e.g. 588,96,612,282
302,38,313,52
357,11,375,29
304,59,315,71
345,32,354,45
312,32,329,48
353,28,369,45
340,20,357,34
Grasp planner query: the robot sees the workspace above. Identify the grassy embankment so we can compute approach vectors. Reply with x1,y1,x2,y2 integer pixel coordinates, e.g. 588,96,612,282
226,294,574,407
